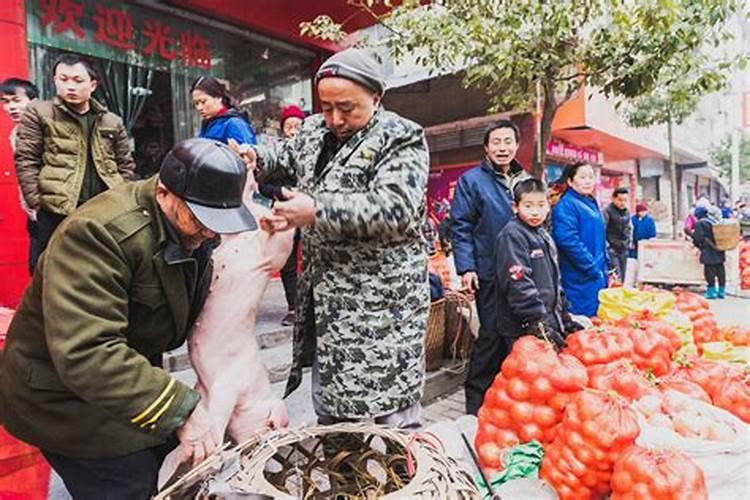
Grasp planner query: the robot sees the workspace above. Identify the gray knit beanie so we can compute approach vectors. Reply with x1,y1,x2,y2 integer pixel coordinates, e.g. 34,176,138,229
315,48,386,95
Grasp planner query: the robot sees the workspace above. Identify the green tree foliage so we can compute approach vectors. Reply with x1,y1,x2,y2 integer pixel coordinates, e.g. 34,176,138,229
710,132,750,182
301,0,744,176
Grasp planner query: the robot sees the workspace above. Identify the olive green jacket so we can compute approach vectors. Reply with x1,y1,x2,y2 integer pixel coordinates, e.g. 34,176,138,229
0,178,208,458
14,96,136,216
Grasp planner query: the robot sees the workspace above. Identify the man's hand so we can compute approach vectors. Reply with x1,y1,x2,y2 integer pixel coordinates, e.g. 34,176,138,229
176,401,219,468
461,271,479,292
227,138,257,172
271,188,316,229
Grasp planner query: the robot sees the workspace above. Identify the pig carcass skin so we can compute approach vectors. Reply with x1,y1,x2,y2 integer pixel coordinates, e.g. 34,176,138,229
159,178,293,488
189,180,294,444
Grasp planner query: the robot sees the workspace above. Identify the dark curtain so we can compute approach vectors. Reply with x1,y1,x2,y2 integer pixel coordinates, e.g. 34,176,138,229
96,60,153,133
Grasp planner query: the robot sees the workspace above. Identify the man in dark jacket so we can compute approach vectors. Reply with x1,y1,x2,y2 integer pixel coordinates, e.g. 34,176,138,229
603,187,631,283
14,53,136,270
450,119,528,414
0,138,256,498
495,178,576,355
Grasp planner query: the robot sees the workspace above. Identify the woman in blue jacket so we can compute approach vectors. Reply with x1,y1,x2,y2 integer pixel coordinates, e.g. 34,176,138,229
551,162,608,317
191,76,257,145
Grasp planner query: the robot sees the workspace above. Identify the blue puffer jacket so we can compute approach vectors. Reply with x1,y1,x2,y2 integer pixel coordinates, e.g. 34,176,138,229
198,109,257,145
450,160,525,280
551,189,608,317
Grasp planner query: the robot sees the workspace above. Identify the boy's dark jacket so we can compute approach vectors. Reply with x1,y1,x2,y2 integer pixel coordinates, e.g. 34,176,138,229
495,217,571,341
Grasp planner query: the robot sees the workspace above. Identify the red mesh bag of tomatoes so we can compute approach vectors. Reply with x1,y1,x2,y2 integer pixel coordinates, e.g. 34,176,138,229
475,336,588,475
656,374,712,404
563,326,634,368
587,360,659,402
717,325,750,346
611,446,708,500
615,310,683,353
673,288,718,345
711,371,750,423
667,355,738,400
624,326,673,376
540,390,640,500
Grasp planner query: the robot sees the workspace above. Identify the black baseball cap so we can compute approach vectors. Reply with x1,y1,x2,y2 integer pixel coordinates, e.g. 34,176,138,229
159,138,256,233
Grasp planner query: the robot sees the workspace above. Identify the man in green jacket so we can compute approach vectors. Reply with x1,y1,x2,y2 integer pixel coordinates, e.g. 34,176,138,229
14,53,137,271
0,138,256,498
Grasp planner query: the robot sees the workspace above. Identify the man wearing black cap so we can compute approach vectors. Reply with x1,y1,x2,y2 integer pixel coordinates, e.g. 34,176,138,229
235,48,430,428
0,138,255,498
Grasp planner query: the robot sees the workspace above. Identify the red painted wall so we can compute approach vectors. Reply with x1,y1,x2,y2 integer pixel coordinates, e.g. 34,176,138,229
0,0,31,307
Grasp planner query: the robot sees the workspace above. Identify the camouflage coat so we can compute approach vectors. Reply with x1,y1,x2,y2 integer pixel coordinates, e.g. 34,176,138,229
256,109,430,418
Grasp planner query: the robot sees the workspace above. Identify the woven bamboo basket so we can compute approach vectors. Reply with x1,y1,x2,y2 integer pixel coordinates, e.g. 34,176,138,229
155,423,479,499
425,299,446,372
713,220,740,251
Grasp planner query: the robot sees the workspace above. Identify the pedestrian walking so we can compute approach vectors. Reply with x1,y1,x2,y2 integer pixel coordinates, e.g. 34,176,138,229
1,78,39,274
603,187,631,283
192,76,256,146
630,202,656,258
450,119,528,415
494,178,580,358
692,205,726,299
235,48,429,428
14,53,136,270
0,138,257,498
551,162,608,317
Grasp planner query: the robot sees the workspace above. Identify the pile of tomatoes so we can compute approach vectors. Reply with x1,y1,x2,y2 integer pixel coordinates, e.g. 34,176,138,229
610,446,708,500
475,337,587,475
539,390,640,499
740,241,750,290
673,288,719,346
564,323,674,377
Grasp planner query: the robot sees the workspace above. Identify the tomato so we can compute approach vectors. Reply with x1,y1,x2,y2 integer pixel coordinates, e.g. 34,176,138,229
487,408,512,428
478,442,503,469
548,392,571,412
500,355,519,379
510,401,534,422
493,387,515,410
495,429,520,448
529,376,555,401
611,446,708,500
550,354,588,392
532,405,558,428
518,422,544,442
507,377,531,401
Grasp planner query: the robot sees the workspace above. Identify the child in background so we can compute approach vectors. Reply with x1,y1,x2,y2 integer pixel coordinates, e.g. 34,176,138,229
494,178,580,355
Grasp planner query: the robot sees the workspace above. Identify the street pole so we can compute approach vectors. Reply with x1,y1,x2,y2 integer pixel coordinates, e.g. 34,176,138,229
667,116,679,240
731,128,741,204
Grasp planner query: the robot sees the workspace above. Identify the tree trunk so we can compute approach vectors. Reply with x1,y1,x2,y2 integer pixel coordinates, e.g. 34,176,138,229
667,117,679,240
532,80,558,179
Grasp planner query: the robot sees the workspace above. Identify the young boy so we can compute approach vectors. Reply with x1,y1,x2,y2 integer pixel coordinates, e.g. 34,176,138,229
1,78,39,274
494,177,578,353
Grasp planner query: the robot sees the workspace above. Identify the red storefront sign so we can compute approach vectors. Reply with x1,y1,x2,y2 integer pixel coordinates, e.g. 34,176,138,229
35,0,212,70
